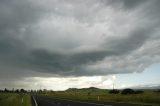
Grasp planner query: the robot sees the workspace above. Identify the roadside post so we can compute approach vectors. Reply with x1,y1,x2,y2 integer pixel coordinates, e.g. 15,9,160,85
21,97,23,103
98,96,100,101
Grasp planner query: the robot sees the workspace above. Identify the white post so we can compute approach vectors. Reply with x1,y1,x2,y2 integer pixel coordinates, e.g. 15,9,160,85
21,97,23,103
97,96,100,101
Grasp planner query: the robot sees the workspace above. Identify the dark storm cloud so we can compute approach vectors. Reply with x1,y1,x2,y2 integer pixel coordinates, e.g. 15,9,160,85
105,0,148,9
104,27,154,54
0,0,160,81
121,0,147,9
8,49,112,76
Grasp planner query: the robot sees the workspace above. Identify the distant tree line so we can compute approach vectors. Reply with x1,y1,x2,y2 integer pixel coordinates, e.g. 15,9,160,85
0,88,27,93
109,88,144,95
1,88,159,95
0,88,55,94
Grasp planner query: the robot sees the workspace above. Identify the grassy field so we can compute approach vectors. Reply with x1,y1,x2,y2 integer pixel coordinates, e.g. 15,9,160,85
41,88,160,106
0,93,32,106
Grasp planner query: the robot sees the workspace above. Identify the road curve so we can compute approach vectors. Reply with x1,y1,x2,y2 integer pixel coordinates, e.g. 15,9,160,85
31,95,150,106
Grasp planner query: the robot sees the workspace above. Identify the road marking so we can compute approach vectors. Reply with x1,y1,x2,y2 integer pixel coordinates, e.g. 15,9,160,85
53,98,112,106
33,96,38,106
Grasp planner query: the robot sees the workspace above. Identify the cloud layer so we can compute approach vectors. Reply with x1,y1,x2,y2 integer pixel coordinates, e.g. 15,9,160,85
0,0,160,82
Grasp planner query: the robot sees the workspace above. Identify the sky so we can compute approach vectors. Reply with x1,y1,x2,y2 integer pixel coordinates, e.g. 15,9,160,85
0,0,160,90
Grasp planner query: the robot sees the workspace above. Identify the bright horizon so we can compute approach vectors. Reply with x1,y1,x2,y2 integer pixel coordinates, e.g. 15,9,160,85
1,63,160,91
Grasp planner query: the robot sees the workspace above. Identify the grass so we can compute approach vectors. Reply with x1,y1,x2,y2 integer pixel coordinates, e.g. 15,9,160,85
0,93,32,106
41,90,160,106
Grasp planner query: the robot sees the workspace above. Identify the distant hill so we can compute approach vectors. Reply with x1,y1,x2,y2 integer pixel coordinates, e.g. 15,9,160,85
65,87,108,92
65,85,160,92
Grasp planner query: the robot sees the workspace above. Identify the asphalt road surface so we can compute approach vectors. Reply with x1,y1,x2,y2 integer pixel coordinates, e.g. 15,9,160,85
32,95,150,106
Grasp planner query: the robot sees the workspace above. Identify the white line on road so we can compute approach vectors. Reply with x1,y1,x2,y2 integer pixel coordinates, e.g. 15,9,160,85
33,96,38,106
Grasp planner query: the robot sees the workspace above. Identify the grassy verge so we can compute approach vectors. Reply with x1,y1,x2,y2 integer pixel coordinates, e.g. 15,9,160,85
0,93,32,106
42,90,160,106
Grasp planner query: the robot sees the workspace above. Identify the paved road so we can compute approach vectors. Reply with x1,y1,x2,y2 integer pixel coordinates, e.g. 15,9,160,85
32,95,150,106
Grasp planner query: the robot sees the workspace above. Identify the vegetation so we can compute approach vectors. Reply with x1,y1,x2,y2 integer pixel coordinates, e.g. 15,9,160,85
109,89,120,94
0,93,31,106
37,87,160,106
0,87,160,106
121,88,144,95
121,88,135,95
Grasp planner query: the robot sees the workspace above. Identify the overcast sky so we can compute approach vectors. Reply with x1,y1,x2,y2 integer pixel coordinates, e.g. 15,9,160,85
0,0,160,90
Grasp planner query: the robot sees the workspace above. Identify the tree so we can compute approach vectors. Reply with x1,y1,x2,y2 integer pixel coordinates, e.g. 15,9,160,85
4,88,9,92
121,88,135,95
20,89,25,93
15,89,19,93
109,89,120,94
134,90,144,94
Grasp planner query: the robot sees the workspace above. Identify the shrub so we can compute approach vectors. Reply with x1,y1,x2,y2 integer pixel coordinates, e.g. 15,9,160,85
121,88,135,95
109,89,120,94
154,89,160,93
87,92,91,96
134,90,144,94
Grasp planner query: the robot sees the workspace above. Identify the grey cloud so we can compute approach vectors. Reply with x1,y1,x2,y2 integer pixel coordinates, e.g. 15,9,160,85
0,0,160,82
104,0,149,10
104,27,153,55
121,0,147,9
0,0,45,30
19,49,112,76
